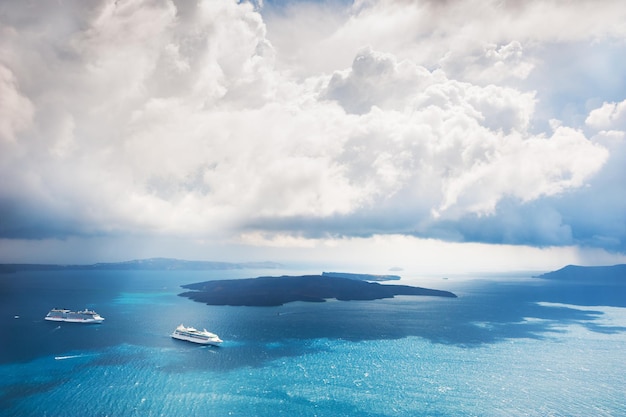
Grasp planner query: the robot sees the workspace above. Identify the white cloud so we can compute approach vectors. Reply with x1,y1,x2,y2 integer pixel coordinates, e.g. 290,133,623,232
586,99,626,131
0,63,34,143
320,48,607,220
436,126,608,217
266,0,626,76
440,41,535,86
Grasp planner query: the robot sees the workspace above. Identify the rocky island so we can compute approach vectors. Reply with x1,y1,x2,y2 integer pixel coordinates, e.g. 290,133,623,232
179,275,457,307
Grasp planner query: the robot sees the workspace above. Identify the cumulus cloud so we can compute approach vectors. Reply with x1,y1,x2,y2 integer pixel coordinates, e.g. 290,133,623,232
0,64,34,143
319,48,607,220
0,0,624,258
439,41,535,85
266,0,626,77
586,100,626,131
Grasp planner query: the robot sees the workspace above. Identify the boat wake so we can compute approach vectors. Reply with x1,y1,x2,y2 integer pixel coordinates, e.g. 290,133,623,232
55,354,82,360
54,353,95,361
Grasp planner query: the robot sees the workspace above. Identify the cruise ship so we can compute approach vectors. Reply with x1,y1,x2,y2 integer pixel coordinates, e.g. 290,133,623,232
171,324,222,345
44,308,105,323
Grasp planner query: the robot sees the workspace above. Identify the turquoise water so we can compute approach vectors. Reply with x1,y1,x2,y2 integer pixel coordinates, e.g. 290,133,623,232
1,270,625,416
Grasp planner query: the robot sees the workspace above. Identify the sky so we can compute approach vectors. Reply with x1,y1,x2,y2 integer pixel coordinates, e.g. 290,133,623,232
1,0,626,274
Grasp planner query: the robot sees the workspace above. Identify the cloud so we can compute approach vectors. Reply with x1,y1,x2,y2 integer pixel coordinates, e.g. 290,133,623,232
265,0,626,76
319,48,607,220
586,99,626,131
0,0,625,260
0,64,34,144
439,41,535,85
1,0,285,238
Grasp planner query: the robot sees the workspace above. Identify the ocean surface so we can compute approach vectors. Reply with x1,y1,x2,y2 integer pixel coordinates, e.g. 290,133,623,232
1,268,625,416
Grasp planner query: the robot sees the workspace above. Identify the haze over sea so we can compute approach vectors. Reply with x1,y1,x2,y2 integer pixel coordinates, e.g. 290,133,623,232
1,266,625,417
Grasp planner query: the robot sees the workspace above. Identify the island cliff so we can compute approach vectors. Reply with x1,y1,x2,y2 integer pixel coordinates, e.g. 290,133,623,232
179,275,457,307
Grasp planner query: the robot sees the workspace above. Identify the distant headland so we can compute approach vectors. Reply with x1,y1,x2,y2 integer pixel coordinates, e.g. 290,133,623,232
0,258,283,273
321,272,401,281
536,264,626,284
179,275,457,307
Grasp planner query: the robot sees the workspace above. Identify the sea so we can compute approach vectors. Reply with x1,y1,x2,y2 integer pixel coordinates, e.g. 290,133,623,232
0,267,625,417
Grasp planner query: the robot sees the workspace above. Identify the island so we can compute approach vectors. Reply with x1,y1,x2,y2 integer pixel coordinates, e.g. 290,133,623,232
179,275,457,307
536,264,626,284
0,257,283,273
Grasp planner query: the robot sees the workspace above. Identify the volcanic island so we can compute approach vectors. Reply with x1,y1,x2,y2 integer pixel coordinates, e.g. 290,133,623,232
179,274,457,307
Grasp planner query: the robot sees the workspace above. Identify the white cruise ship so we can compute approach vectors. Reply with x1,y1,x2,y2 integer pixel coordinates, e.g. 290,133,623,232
171,324,222,345
44,308,105,323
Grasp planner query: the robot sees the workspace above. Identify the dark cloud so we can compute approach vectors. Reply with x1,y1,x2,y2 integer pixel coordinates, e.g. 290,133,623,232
0,198,78,239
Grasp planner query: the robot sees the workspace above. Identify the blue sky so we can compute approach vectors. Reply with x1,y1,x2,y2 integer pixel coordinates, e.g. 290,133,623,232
1,0,626,273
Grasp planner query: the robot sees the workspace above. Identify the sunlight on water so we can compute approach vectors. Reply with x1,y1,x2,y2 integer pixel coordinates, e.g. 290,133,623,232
4,313,625,416
8,321,625,417
113,291,177,306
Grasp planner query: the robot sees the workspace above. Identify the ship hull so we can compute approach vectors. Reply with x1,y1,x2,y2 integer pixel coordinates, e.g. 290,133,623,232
171,333,222,345
44,309,105,323
44,317,104,323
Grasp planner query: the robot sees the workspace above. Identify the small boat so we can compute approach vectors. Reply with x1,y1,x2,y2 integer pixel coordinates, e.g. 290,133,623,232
171,324,222,345
44,308,105,323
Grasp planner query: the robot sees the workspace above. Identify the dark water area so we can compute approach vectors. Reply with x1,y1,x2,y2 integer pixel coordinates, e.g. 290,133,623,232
0,270,225,364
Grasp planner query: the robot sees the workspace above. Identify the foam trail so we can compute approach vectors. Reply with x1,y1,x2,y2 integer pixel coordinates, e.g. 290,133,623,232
55,355,82,360
54,353,96,360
